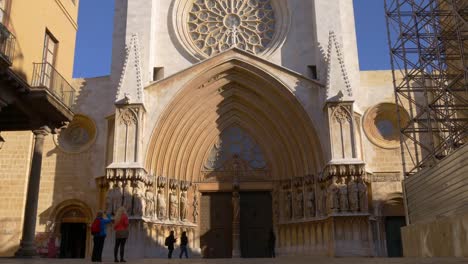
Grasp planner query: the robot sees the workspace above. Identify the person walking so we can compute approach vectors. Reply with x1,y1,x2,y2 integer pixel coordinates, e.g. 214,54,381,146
164,231,177,259
113,207,129,262
91,211,112,262
268,228,276,258
179,231,189,258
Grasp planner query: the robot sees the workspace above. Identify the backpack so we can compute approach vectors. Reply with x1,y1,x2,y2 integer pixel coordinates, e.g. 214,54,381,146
91,218,101,235
164,237,169,246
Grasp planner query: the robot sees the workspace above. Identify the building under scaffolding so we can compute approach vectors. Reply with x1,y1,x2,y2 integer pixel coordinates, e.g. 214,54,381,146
385,0,468,257
384,0,467,176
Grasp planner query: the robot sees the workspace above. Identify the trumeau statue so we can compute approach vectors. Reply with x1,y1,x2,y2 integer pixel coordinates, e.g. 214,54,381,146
145,189,155,217
180,191,188,221
327,177,340,213
157,189,166,219
339,179,349,212
232,191,240,223
169,190,178,220
357,178,368,212
348,178,359,212
123,182,133,215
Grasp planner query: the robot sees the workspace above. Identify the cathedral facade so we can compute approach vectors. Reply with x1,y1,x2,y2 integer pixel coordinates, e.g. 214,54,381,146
0,0,409,259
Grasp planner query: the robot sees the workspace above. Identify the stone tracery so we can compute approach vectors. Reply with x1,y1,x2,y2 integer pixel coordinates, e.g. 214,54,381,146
187,0,276,56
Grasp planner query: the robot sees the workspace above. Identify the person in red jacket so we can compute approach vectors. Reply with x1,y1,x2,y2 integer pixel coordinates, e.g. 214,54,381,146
113,207,129,262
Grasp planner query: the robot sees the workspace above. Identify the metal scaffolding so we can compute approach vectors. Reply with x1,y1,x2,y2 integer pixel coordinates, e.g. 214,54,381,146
384,0,468,176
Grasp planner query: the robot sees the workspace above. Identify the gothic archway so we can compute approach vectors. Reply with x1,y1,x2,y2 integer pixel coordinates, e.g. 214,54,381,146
145,58,324,183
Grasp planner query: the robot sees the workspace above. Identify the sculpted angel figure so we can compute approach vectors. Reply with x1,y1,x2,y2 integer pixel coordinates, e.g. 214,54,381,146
169,191,178,220
180,191,188,221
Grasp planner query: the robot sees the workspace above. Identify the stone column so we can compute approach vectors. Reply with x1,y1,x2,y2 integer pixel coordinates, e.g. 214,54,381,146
15,127,50,257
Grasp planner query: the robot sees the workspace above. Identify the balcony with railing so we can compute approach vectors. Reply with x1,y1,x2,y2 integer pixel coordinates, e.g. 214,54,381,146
0,8,15,65
31,62,76,108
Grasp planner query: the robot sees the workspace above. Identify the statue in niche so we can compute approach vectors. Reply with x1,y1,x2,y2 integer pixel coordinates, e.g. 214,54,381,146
283,191,292,220
348,178,359,212
105,181,114,214
145,189,155,218
306,189,315,217
193,190,199,223
295,190,304,218
169,190,178,220
327,177,340,213
357,178,368,212
123,182,133,215
180,191,188,221
232,191,240,223
110,181,123,215
338,178,349,212
157,189,166,219
133,183,145,217
316,187,323,216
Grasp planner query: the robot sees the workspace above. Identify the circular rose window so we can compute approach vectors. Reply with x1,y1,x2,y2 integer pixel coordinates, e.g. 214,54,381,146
363,103,409,149
173,0,290,59
54,115,97,153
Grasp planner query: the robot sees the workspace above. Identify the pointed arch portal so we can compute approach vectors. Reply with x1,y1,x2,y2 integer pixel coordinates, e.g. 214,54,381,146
145,59,324,184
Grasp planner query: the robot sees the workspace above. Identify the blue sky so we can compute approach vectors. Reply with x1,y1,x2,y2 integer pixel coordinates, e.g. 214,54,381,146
73,0,391,78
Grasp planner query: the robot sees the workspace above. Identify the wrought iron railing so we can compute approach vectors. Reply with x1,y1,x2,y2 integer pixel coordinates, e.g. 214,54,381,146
0,11,15,65
31,62,76,108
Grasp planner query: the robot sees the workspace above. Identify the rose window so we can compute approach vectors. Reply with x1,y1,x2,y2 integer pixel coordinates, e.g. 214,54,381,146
188,0,276,57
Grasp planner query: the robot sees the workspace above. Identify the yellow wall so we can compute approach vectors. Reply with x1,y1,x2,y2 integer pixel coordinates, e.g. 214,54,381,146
6,0,78,84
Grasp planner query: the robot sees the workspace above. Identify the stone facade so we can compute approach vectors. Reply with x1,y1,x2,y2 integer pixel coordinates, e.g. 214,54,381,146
0,0,414,259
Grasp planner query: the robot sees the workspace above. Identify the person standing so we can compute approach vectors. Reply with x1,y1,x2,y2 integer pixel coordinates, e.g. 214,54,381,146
114,207,129,262
164,231,177,259
268,228,276,258
179,231,189,258
91,211,112,262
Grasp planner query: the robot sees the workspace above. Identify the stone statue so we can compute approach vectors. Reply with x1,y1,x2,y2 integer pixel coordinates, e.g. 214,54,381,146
295,190,304,218
232,191,240,223
357,178,368,212
145,189,155,218
306,189,315,217
180,191,188,221
157,189,166,219
316,187,323,216
339,179,349,212
123,182,133,215
348,178,359,212
284,191,292,220
133,183,145,217
169,190,178,220
193,190,199,223
110,181,123,214
327,177,340,213
105,181,114,214
272,188,280,222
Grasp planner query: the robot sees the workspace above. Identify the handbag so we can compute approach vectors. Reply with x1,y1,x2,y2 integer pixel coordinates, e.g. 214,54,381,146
115,229,129,239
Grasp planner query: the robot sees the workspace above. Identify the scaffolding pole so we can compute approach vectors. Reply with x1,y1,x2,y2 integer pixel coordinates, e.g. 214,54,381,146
384,0,468,176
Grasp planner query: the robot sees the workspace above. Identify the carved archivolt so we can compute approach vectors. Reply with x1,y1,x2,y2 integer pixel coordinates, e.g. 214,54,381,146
145,63,323,182
172,0,290,60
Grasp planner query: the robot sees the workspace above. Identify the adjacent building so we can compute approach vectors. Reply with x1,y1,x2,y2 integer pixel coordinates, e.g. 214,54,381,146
0,0,78,257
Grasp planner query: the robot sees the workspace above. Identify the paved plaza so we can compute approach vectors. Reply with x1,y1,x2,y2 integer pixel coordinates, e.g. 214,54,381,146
0,257,467,264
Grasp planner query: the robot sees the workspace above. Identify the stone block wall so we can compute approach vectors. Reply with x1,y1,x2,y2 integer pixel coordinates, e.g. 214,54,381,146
0,131,33,256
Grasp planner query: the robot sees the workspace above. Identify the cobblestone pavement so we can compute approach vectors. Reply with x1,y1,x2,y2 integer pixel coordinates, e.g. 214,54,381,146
0,257,467,264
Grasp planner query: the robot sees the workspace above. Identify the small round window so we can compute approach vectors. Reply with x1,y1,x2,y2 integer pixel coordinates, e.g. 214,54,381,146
363,103,409,149
54,114,97,153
